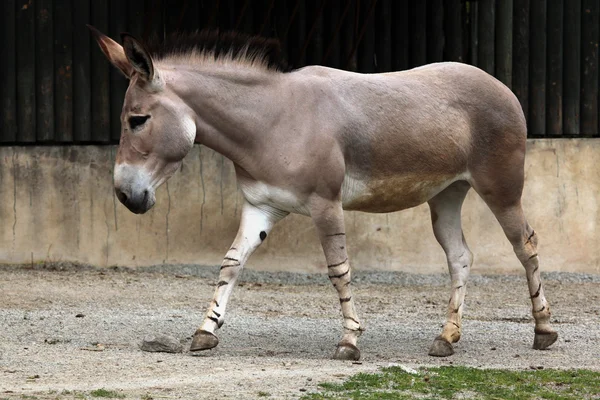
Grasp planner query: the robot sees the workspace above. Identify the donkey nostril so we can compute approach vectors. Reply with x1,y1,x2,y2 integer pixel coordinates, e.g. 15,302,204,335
116,188,128,204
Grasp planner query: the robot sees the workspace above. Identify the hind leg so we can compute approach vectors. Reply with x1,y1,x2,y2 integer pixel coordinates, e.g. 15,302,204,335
486,203,558,349
427,181,474,357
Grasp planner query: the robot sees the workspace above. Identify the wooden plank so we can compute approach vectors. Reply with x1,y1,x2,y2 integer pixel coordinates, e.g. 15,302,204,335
546,0,563,136
273,0,290,62
409,0,427,67
143,0,164,41
35,0,54,142
0,0,17,142
179,0,199,32
128,0,146,38
109,0,128,142
73,0,91,142
288,0,306,67
16,0,36,142
427,0,443,63
306,0,324,66
54,0,73,142
341,0,357,71
235,0,255,34
444,0,462,62
529,0,546,136
91,0,111,142
358,0,376,72
477,0,495,75
495,0,513,88
563,0,581,135
219,0,237,31
513,0,530,121
255,0,275,37
391,0,408,71
375,0,392,71
470,0,478,65
581,0,599,135
323,0,341,68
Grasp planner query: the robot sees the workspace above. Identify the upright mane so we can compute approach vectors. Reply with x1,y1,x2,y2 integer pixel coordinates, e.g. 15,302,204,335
144,30,288,72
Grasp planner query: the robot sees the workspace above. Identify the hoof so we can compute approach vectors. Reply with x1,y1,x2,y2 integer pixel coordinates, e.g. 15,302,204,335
533,331,558,350
428,336,455,357
190,330,219,352
333,343,361,361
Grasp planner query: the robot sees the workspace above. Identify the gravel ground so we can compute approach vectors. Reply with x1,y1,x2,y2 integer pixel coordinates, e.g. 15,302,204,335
1,264,599,399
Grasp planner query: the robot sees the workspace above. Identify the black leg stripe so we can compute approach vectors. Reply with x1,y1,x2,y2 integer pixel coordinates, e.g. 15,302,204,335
224,256,239,262
536,305,546,313
526,230,535,244
531,282,542,299
329,269,350,279
455,285,463,290
220,263,239,270
347,317,360,325
213,300,220,307
528,253,538,261
217,280,229,287
213,310,221,317
326,232,346,237
328,258,348,268
208,316,219,324
340,296,351,303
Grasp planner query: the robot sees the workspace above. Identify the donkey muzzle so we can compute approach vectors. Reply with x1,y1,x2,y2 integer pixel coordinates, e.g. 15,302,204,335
114,163,156,214
115,186,155,214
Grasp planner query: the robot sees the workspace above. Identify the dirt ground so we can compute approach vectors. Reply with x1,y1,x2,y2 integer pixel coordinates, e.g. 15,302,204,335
1,264,599,399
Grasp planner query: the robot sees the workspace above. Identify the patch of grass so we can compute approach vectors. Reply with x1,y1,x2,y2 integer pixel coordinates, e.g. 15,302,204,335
303,366,600,400
89,389,125,399
257,391,271,397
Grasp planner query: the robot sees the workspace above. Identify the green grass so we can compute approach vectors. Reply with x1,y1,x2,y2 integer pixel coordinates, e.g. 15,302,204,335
89,389,125,399
303,366,600,400
257,391,271,397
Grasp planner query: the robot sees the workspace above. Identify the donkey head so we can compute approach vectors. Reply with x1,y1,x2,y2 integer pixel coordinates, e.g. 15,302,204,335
89,26,196,214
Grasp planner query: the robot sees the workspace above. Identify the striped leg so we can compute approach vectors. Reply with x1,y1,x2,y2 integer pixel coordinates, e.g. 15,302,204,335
190,201,288,351
427,182,473,357
491,205,558,350
311,200,364,361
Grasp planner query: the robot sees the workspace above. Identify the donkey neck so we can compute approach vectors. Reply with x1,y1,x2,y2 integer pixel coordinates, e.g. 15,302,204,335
164,63,285,166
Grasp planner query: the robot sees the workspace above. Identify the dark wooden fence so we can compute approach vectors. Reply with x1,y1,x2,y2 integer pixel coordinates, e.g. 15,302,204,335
1,0,599,144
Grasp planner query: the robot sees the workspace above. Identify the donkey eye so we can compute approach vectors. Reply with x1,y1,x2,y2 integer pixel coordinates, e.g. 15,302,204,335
129,115,150,130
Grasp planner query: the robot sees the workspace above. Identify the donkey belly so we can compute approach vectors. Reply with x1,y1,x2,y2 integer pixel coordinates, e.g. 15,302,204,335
342,173,466,213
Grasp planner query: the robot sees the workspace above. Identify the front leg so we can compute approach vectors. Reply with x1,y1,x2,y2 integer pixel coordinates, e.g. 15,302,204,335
311,199,364,361
190,201,287,351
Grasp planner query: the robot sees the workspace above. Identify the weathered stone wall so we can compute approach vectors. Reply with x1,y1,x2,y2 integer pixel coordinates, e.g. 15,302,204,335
1,139,598,274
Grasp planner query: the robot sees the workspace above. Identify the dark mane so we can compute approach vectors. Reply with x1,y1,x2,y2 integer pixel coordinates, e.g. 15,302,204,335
144,30,288,72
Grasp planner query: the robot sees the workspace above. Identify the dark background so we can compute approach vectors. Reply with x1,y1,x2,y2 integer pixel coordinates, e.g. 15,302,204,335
1,0,598,144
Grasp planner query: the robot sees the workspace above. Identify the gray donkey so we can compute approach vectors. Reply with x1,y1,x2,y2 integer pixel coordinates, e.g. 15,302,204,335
89,27,557,360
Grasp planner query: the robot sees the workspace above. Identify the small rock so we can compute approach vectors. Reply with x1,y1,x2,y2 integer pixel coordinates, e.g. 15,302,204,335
75,313,85,318
565,339,571,343
307,377,312,381
299,388,307,392
514,354,520,358
140,335,183,353
490,347,496,351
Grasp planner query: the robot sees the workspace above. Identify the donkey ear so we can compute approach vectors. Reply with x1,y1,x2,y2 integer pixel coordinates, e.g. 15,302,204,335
87,25,132,78
121,33,155,82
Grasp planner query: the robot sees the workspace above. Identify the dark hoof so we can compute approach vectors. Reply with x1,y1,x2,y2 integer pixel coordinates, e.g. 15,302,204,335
333,343,361,361
428,337,454,357
533,331,558,350
190,330,219,352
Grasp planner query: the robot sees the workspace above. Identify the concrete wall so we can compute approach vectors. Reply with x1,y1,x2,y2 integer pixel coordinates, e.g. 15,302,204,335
1,139,598,274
